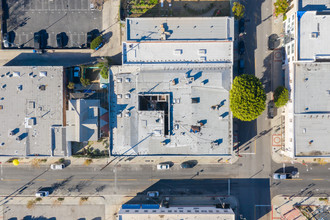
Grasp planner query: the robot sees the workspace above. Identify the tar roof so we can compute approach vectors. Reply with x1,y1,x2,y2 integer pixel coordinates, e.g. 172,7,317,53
111,65,232,156
298,11,330,60
126,17,234,42
122,41,233,65
0,66,64,156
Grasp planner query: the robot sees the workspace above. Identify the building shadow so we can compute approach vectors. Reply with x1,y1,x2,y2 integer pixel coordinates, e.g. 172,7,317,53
122,178,271,220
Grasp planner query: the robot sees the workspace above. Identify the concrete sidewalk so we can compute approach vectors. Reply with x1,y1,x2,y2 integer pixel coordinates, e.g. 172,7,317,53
0,154,239,168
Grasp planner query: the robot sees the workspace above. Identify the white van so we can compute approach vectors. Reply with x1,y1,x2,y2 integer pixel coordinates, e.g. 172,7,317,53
50,163,65,170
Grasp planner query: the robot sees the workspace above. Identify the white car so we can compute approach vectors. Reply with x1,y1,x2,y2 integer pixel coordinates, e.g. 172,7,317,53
147,191,159,198
273,173,287,180
157,164,170,170
50,163,65,170
35,191,49,197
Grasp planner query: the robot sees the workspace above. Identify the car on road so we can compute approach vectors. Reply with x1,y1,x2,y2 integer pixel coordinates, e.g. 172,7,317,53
73,66,80,78
273,173,287,180
50,163,65,170
239,18,245,33
238,58,245,74
180,160,198,169
238,41,245,55
35,190,49,197
157,163,170,170
147,191,159,198
87,32,93,48
267,100,275,119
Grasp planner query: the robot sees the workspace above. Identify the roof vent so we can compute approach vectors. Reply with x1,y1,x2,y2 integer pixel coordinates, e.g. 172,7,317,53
311,32,319,38
199,56,207,62
198,49,207,55
39,85,46,91
174,49,183,55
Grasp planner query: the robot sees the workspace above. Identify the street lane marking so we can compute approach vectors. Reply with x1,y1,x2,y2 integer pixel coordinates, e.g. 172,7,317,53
35,179,46,181
95,179,114,181
312,179,324,181
56,179,65,181
2,179,21,181
79,179,92,181
117,179,137,181
285,179,303,181
149,179,159,181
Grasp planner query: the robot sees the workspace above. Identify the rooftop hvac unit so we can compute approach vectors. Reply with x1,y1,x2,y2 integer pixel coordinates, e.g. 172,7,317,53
39,71,47,77
13,71,20,77
117,94,123,99
198,49,207,55
117,78,122,83
125,94,131,99
125,112,131,117
125,78,131,83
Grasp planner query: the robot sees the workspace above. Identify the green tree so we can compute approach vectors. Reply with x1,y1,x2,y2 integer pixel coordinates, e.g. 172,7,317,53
230,74,266,121
67,81,75,90
274,0,289,17
97,57,111,79
274,86,289,107
232,2,245,19
80,77,91,87
90,36,103,50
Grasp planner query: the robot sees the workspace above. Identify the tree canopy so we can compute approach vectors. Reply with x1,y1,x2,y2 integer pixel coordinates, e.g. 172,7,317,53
229,74,266,121
80,77,91,87
90,36,103,50
232,2,245,20
274,86,289,107
274,0,289,17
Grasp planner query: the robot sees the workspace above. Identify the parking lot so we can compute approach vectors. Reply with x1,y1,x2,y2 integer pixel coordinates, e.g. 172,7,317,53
4,0,102,48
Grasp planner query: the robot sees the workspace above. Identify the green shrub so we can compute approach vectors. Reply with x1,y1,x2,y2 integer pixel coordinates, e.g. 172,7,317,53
35,197,42,202
58,158,65,163
80,77,91,87
274,0,289,17
58,197,65,201
232,2,245,19
90,36,103,50
67,82,75,90
230,74,266,121
274,86,289,107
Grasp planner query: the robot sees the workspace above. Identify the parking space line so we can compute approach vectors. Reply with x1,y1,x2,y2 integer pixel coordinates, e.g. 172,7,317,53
2,179,21,181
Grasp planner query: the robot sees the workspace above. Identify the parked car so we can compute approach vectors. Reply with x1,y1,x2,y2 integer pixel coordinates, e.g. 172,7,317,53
73,66,80,78
87,32,93,47
239,18,245,33
3,33,10,48
35,190,49,197
273,173,287,180
50,163,65,170
180,160,198,169
34,32,40,49
267,100,275,119
238,41,245,55
147,191,159,198
238,58,245,74
157,163,170,170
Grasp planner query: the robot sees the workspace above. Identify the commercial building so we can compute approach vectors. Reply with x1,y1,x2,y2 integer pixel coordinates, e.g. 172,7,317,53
118,205,235,220
110,17,234,156
0,66,67,156
282,1,330,157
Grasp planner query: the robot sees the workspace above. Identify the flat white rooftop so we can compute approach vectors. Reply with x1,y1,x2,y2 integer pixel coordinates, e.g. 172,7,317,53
111,65,232,156
123,41,233,65
294,62,330,113
298,11,330,60
0,66,65,156
126,17,234,42
299,0,330,10
293,62,330,156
